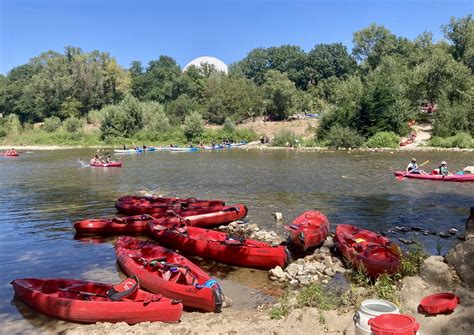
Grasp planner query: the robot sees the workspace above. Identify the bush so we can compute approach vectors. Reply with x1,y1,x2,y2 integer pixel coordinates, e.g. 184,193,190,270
222,118,235,133
87,108,107,127
43,116,62,133
0,127,7,137
429,132,474,148
63,117,84,133
141,101,170,132
272,129,299,147
183,111,204,141
365,131,400,148
2,114,22,134
326,125,365,148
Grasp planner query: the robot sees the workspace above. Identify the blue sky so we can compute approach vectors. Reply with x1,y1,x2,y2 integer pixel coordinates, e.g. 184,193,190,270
0,0,472,74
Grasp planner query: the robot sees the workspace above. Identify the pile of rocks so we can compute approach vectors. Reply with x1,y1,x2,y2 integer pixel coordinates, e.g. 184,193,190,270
217,221,284,245
269,237,348,286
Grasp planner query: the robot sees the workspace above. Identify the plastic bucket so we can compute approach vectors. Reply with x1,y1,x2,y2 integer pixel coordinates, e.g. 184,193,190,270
354,299,400,335
369,313,420,335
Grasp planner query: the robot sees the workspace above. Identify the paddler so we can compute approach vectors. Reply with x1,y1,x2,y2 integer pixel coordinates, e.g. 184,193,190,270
406,158,427,174
439,161,449,176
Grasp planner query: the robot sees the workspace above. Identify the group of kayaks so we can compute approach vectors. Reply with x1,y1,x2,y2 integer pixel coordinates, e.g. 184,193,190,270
12,194,402,324
113,142,247,154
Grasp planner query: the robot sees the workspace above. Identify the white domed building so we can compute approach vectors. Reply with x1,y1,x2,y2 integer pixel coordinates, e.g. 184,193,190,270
183,56,228,74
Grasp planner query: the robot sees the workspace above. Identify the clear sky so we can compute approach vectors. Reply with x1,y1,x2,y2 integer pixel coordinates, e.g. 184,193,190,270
0,0,472,74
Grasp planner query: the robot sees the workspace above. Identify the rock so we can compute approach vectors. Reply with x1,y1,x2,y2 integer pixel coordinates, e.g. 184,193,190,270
269,266,285,279
334,266,346,274
273,212,282,221
296,258,305,265
323,257,333,267
298,275,312,285
449,228,459,235
320,246,330,254
286,263,300,278
324,268,336,277
322,237,335,249
420,256,455,287
314,263,326,273
466,207,474,240
446,238,474,289
398,238,415,244
289,279,299,286
438,232,450,238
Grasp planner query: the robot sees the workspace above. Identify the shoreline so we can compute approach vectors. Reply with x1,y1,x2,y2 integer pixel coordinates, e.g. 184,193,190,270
1,143,473,152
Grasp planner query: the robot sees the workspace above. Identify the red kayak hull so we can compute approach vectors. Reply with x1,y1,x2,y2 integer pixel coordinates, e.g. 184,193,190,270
115,197,225,215
394,171,474,182
285,211,329,251
115,236,223,312
4,151,19,157
74,204,247,235
334,224,400,278
90,162,122,167
11,278,182,324
147,223,290,270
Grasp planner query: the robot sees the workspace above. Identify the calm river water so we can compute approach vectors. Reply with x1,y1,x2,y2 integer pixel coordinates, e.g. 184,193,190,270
0,148,472,333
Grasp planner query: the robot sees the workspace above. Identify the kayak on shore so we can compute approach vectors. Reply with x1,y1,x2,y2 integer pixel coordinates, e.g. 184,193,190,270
285,211,329,251
11,277,183,324
90,161,122,168
113,148,143,154
74,204,247,235
334,224,400,278
394,171,474,182
115,196,225,215
170,147,199,152
115,236,224,312
147,222,290,270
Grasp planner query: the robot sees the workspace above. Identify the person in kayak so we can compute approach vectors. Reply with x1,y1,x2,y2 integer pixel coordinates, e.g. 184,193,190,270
439,161,449,176
406,158,427,174
91,154,105,165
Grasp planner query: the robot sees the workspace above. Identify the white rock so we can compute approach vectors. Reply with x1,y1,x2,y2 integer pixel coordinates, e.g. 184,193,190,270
324,268,336,277
269,266,285,279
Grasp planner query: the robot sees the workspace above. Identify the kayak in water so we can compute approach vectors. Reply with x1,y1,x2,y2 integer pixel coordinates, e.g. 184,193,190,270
394,171,474,182
90,161,122,168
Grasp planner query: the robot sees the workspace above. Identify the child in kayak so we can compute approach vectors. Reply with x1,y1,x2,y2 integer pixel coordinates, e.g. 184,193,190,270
406,158,427,174
439,161,449,176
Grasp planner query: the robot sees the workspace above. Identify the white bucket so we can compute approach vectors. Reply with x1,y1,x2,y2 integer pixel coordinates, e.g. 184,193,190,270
354,299,400,335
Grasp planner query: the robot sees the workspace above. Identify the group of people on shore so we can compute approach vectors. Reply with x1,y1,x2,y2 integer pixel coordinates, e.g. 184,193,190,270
406,158,449,176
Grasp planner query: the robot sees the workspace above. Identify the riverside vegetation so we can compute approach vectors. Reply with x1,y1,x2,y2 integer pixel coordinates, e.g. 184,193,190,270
0,15,473,148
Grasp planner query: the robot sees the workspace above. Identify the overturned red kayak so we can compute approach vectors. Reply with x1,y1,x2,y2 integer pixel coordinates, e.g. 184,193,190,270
116,196,225,215
394,171,474,182
90,161,122,168
115,236,224,312
74,204,247,235
285,211,329,251
11,277,182,323
147,223,290,270
334,224,400,278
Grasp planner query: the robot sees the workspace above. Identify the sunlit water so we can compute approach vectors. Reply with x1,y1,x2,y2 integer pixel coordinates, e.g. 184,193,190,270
0,148,472,333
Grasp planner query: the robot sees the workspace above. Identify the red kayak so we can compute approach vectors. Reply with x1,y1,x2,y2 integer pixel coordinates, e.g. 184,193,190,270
4,150,19,157
116,197,225,215
115,236,224,312
334,224,400,278
74,204,247,235
285,211,329,251
11,277,182,324
394,171,474,182
147,223,290,270
90,161,122,168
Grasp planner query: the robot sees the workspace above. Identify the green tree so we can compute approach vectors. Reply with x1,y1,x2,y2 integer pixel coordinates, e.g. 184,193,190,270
306,43,357,84
141,101,170,132
262,70,299,120
442,15,474,71
183,111,204,141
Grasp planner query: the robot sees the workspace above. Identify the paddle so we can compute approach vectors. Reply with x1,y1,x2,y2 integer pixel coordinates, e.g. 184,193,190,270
396,160,429,181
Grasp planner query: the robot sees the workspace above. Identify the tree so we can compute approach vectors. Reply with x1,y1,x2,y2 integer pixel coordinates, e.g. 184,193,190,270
306,43,357,84
183,111,204,141
442,15,474,71
100,94,143,138
352,23,398,69
141,101,170,132
262,70,299,120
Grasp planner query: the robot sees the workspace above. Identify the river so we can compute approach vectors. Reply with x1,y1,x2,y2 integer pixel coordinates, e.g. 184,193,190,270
0,148,472,333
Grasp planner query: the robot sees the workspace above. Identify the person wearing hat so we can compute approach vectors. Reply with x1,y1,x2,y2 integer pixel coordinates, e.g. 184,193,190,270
439,161,449,176
406,158,426,174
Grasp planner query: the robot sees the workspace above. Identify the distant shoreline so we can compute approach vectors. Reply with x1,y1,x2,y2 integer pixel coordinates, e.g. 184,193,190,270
1,143,473,152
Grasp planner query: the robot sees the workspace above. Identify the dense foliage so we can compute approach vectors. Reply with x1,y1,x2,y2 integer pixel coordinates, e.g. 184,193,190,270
0,15,472,146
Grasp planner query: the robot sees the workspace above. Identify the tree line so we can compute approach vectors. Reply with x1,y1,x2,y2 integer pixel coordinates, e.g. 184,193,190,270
0,15,472,147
